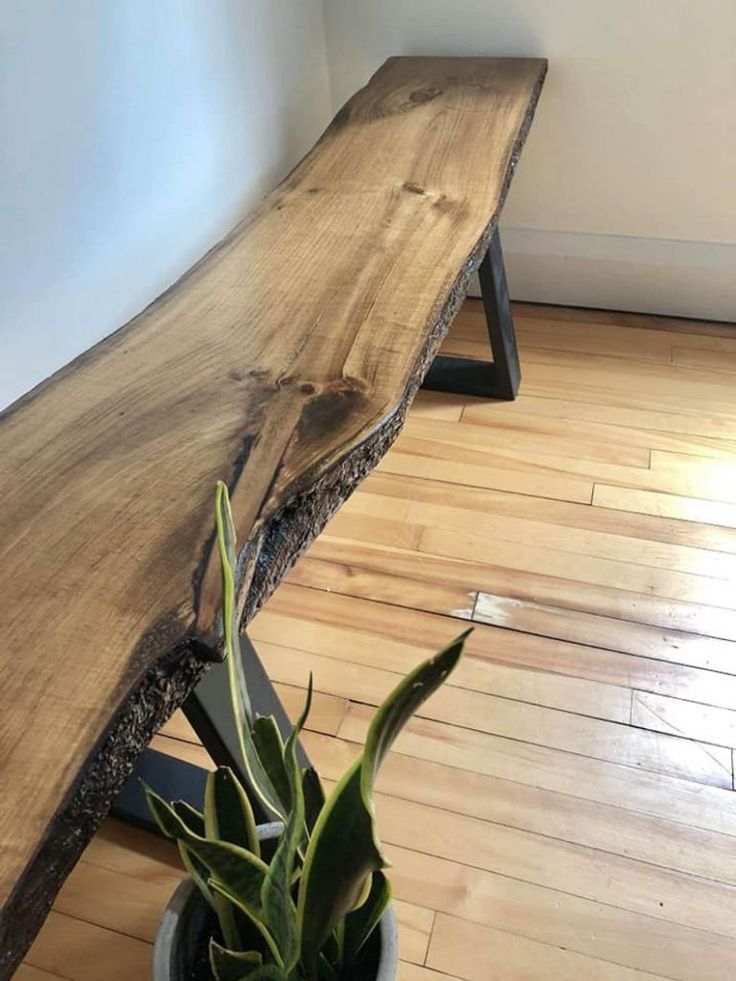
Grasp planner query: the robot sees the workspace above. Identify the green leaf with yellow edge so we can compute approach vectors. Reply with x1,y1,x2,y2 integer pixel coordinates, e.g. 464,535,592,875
144,784,268,919
205,767,260,857
296,631,468,973
169,801,220,919
302,767,325,836
236,967,287,981
209,879,282,968
342,870,391,967
215,482,288,820
261,678,313,971
209,939,262,980
178,842,216,908
203,770,258,952
252,716,291,813
172,800,205,836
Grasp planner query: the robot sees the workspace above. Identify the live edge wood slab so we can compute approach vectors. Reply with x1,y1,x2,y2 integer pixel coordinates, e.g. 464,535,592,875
0,56,545,975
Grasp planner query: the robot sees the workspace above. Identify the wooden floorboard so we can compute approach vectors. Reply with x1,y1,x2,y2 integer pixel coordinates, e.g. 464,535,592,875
21,300,736,979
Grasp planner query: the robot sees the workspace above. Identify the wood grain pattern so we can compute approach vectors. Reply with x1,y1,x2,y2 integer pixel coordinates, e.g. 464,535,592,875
19,300,736,981
302,536,736,640
427,912,665,981
0,57,545,974
336,705,736,839
302,730,736,885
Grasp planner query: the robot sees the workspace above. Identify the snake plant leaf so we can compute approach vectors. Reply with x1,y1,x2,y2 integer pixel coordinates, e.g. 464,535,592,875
234,967,288,981
205,767,260,857
261,678,313,972
178,842,217,911
342,870,391,967
203,767,261,953
209,879,283,968
144,785,268,918
302,767,325,835
251,716,291,813
209,939,262,981
172,800,206,836
215,480,251,718
316,950,339,981
215,482,287,821
170,803,218,912
297,632,468,972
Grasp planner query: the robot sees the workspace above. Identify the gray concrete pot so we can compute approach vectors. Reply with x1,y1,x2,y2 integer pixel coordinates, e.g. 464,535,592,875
152,823,398,981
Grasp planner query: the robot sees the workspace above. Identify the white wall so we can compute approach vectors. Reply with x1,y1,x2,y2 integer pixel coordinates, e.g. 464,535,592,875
322,0,736,321
0,0,332,410
3,2,734,411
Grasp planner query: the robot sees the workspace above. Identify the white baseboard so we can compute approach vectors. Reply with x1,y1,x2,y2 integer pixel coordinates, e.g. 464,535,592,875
469,227,736,323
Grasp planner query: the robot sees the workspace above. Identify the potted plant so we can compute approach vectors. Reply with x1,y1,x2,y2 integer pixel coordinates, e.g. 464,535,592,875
145,483,468,980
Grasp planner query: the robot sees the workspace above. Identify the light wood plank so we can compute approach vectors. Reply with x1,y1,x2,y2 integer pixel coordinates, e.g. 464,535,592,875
286,557,477,619
387,843,736,981
150,734,214,770
360,469,736,553
652,448,736,484
519,359,736,418
409,389,465,421
673,346,736,372
154,729,736,951
305,535,736,641
473,592,736,680
632,690,736,750
303,730,736,886
519,348,736,408
338,705,736,838
419,525,734,609
385,793,736,939
427,912,669,981
24,912,151,981
257,636,633,728
256,642,731,787
160,718,736,889
158,711,198,744
253,587,632,721
398,963,461,981
461,298,736,350
404,413,653,467
593,483,736,529
460,397,736,463
392,900,435,966
390,426,736,505
325,509,735,610
468,389,736,442
53,862,178,945
454,303,676,362
342,485,736,578
512,301,736,336
377,446,594,504
447,330,676,376
14,967,66,981
82,820,180,880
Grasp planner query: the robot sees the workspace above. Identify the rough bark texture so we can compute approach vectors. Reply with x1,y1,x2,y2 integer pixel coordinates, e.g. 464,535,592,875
0,56,545,977
0,642,209,979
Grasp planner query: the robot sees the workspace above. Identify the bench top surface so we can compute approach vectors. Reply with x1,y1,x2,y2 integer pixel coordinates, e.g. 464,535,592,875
0,55,545,964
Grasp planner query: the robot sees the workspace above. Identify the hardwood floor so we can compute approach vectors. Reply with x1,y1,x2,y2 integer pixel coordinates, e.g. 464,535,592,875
18,300,736,980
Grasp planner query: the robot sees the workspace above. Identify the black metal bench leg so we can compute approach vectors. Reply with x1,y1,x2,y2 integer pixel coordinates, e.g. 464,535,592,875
112,633,309,831
422,227,520,400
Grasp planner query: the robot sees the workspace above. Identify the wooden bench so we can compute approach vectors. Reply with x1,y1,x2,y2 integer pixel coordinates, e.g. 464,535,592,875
0,55,546,975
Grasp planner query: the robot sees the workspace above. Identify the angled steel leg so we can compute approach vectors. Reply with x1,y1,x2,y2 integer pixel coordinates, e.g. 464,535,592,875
422,227,520,400
112,633,310,830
